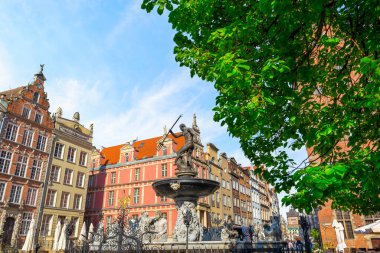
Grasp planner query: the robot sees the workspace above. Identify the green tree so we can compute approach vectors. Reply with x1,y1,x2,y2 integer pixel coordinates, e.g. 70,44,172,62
142,0,380,214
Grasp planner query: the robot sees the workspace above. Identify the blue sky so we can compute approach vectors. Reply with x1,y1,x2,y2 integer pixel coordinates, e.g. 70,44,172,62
0,1,306,215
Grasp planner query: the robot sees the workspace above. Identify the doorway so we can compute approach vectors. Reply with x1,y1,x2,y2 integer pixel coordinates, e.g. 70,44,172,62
2,217,15,245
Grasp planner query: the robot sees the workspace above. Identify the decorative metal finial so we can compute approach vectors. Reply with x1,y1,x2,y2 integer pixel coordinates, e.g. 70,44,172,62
40,64,45,74
192,113,197,128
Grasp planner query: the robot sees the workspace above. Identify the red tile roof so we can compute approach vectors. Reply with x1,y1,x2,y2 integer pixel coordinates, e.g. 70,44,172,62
99,133,185,165
1,86,26,98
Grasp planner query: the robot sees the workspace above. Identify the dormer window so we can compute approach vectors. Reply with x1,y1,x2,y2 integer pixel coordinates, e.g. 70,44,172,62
33,92,40,104
162,146,167,156
124,153,129,162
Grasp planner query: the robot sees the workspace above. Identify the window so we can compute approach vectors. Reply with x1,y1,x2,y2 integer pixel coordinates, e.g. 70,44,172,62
228,196,231,207
134,168,140,181
40,215,52,236
162,146,167,156
0,182,6,201
133,188,140,204
335,210,354,239
161,164,167,177
0,151,12,174
88,175,94,187
76,172,85,188
106,216,112,229
227,182,230,190
108,191,114,206
54,143,64,159
73,194,82,210
21,130,33,147
223,195,227,206
50,166,61,183
79,152,88,166
64,169,73,185
123,153,129,162
15,155,28,177
45,190,56,207
36,135,47,151
160,196,167,202
67,147,76,163
34,113,42,124
92,159,96,168
19,212,33,235
32,92,39,103
22,107,31,119
86,193,92,208
9,184,22,204
61,192,70,208
216,176,219,182
30,160,42,181
110,172,116,184
5,123,18,141
364,213,380,225
25,188,37,206
222,180,226,188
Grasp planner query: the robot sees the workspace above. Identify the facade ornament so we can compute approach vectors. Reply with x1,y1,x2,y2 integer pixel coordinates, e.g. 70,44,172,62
73,112,80,122
56,107,62,118
90,123,94,133
170,182,180,191
192,113,200,132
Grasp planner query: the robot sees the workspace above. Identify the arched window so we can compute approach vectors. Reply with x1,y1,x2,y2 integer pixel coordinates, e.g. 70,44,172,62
32,92,39,103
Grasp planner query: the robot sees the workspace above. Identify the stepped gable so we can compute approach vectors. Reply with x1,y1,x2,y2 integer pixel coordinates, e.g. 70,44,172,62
99,133,185,166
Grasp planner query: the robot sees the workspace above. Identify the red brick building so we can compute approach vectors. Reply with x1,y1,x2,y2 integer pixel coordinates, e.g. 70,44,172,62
0,67,54,247
229,158,252,225
308,141,380,250
84,116,211,237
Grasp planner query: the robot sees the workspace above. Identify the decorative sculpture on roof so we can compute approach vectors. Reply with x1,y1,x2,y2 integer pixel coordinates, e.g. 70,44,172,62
73,112,80,122
56,107,62,118
40,64,45,74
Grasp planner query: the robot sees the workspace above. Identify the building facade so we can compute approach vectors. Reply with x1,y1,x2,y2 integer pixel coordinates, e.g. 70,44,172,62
0,68,54,247
287,208,300,240
205,143,233,227
39,108,93,250
318,201,380,251
85,116,211,237
249,167,262,225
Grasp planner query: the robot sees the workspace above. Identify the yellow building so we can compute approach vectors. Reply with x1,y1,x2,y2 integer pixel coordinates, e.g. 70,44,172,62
38,108,93,250
206,143,233,227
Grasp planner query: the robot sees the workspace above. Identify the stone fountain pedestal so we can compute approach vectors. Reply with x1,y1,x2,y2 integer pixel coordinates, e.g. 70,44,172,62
152,176,219,242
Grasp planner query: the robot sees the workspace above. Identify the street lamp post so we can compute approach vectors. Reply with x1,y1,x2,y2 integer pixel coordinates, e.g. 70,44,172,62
183,210,192,253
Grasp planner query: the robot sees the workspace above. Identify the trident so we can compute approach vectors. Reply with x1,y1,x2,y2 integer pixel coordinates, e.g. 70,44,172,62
156,114,182,151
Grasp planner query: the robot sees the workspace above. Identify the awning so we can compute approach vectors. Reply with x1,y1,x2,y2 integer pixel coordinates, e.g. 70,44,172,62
354,220,380,234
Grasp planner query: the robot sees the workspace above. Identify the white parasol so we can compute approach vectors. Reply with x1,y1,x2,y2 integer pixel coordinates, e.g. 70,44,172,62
332,219,347,252
52,220,62,251
21,218,35,252
88,223,94,242
354,219,380,234
57,221,67,251
79,221,87,243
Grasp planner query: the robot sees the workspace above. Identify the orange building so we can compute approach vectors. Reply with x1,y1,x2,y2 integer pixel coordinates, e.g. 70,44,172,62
0,67,54,247
84,116,211,237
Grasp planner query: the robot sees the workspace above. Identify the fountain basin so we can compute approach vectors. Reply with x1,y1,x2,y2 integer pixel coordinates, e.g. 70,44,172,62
152,178,220,199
